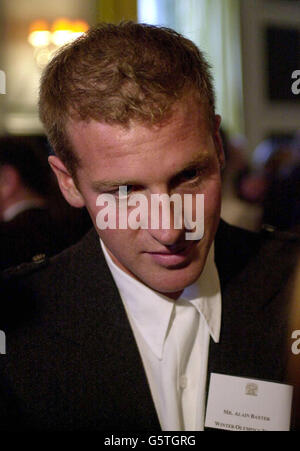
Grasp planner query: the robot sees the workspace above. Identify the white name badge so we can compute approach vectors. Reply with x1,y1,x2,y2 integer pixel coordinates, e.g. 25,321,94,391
205,373,293,431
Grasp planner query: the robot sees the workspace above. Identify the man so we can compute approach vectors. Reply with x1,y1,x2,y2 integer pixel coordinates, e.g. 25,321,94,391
0,135,63,270
0,136,93,269
0,22,299,431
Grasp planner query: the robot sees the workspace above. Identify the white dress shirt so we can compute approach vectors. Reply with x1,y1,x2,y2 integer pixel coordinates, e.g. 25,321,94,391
100,240,221,431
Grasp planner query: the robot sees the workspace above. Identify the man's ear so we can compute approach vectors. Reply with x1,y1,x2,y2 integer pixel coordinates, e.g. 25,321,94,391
48,156,85,208
213,114,226,170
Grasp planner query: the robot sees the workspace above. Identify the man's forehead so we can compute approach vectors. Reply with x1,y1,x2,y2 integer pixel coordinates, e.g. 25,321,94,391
66,94,210,146
64,97,216,187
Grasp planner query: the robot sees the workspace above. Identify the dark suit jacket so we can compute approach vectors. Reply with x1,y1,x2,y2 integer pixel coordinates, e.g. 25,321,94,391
0,207,68,271
0,206,92,271
0,220,299,430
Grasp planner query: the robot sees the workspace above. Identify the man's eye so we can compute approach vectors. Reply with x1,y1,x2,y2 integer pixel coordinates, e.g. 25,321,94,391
109,185,135,199
177,168,203,184
181,169,199,180
171,167,208,189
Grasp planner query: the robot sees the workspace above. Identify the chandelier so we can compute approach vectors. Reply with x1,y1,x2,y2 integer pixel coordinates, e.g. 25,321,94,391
28,18,89,68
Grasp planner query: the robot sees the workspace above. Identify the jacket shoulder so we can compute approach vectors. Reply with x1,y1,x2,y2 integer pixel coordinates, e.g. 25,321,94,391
216,220,300,285
1,254,49,282
1,227,98,284
260,224,300,243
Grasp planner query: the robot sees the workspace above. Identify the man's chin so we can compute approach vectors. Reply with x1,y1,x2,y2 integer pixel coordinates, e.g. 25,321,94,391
141,264,205,297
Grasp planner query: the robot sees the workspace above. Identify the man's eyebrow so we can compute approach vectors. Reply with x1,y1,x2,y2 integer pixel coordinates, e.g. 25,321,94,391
91,179,136,191
91,153,211,191
179,153,211,170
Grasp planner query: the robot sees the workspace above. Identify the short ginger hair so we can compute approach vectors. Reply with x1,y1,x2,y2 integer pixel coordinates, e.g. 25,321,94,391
39,22,216,174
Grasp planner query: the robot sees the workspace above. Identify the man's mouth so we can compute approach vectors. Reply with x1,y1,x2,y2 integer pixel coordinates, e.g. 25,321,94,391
146,240,199,267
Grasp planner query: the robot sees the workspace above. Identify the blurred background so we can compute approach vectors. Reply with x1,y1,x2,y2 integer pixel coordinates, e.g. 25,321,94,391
0,0,299,268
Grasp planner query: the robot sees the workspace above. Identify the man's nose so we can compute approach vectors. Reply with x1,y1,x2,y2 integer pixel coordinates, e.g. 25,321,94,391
147,193,186,246
149,226,185,247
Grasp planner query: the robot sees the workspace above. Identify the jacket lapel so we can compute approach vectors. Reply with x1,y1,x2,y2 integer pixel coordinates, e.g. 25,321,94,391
68,229,161,430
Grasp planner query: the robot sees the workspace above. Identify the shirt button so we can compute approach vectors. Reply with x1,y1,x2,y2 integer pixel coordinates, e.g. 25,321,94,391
180,375,188,389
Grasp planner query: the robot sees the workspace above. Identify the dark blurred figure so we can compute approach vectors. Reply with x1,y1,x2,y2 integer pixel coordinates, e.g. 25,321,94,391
238,134,300,232
0,136,91,270
220,128,263,231
261,138,300,230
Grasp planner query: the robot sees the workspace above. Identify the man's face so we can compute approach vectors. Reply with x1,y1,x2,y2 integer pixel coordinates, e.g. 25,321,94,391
53,96,224,297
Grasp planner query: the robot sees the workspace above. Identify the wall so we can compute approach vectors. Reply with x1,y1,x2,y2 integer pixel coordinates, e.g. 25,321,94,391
98,0,137,23
241,0,300,152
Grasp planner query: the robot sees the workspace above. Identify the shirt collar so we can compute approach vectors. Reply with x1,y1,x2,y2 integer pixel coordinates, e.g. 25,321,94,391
3,199,45,222
100,240,221,360
182,243,222,343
